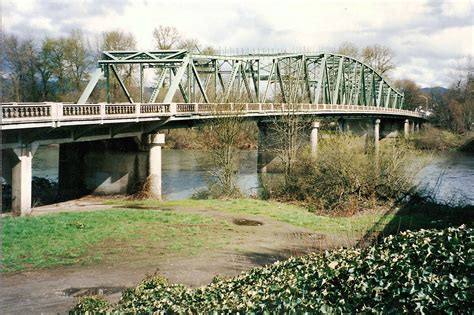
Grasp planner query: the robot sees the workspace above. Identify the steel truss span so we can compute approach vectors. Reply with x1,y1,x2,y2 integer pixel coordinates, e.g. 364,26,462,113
79,50,405,108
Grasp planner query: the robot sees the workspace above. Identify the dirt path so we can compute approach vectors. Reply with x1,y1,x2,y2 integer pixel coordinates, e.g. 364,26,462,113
1,198,354,314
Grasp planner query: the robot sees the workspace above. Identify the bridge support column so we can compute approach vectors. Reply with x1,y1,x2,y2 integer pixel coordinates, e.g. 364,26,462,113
148,133,165,199
310,121,320,157
257,123,268,173
411,121,415,134
404,119,410,138
374,119,381,152
11,145,37,216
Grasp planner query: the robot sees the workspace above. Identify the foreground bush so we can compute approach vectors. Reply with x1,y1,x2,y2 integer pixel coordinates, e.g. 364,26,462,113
72,226,472,314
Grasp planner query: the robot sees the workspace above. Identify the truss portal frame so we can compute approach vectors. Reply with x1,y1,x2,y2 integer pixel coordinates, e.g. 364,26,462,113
79,50,404,109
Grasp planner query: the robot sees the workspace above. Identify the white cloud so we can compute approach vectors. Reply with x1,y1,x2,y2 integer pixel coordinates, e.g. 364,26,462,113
441,0,472,17
2,0,472,87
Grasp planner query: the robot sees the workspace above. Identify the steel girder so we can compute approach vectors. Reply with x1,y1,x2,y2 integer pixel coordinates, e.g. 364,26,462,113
78,51,404,109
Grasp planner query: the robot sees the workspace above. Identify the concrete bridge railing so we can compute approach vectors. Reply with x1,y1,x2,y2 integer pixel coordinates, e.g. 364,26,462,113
1,102,424,129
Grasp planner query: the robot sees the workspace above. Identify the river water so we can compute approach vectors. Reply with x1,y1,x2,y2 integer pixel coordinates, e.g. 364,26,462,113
31,146,473,205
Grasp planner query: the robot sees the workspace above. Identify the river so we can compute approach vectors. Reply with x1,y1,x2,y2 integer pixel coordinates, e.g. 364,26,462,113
31,146,473,205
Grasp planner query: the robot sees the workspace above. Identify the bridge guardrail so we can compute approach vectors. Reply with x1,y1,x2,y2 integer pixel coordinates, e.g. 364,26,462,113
1,102,425,129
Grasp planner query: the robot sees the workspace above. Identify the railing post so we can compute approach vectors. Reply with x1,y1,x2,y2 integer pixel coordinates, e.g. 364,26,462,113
194,103,199,113
170,103,177,115
100,103,106,123
259,103,262,112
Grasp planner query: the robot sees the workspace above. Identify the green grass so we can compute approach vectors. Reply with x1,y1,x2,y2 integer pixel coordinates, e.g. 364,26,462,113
108,199,392,235
2,209,230,273
5,198,467,273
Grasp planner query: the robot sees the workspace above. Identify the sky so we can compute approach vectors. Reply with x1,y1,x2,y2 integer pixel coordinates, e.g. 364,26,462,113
2,0,473,87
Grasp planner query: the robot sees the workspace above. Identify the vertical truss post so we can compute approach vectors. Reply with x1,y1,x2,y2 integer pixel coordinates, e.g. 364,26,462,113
385,87,392,108
377,81,383,107
314,56,326,104
262,59,275,103
332,57,344,104
275,59,287,103
140,64,144,103
105,65,110,103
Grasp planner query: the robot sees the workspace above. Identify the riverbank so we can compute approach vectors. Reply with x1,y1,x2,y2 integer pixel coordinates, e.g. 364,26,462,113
2,197,472,314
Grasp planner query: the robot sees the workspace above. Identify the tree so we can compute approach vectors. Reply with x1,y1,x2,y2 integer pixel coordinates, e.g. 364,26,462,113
336,42,359,59
153,26,181,50
36,38,57,100
430,57,473,132
3,34,39,101
198,105,245,197
361,44,395,75
394,79,427,111
97,30,137,102
63,30,91,96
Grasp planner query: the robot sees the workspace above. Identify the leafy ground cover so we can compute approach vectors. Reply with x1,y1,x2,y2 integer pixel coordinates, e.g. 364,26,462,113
2,209,229,273
72,226,473,313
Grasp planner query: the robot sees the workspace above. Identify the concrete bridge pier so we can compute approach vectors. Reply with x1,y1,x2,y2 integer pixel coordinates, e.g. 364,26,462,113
374,119,381,152
10,145,37,215
404,119,410,138
147,134,165,199
310,121,320,157
257,122,272,173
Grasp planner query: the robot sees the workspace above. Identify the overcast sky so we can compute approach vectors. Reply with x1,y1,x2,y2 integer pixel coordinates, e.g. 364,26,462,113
2,0,473,87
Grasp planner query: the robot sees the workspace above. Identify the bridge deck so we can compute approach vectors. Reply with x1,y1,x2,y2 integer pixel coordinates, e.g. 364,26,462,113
1,103,425,130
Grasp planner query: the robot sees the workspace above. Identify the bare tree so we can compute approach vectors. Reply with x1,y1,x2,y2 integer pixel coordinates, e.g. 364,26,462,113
153,26,182,50
336,42,359,59
3,34,39,101
96,30,137,102
63,30,91,95
198,104,245,197
361,44,395,75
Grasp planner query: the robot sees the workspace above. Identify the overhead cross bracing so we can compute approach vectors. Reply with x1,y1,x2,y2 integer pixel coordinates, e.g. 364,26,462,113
79,50,404,109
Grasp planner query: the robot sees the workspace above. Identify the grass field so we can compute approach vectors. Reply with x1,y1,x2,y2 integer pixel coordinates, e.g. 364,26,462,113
3,198,469,273
2,209,230,273
113,199,390,233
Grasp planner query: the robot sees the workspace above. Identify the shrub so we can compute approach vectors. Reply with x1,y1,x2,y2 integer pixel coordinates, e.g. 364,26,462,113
72,226,472,313
272,135,420,213
69,295,111,314
410,125,463,151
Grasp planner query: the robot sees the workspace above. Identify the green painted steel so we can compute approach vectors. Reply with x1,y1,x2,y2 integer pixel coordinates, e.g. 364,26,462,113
80,50,404,108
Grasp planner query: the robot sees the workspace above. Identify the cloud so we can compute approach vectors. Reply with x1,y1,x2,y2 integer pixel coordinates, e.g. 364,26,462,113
2,0,472,87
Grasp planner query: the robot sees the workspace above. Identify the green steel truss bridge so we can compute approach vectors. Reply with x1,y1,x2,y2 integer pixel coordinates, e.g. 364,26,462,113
1,50,427,215
1,50,424,134
81,50,405,106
